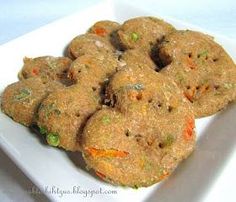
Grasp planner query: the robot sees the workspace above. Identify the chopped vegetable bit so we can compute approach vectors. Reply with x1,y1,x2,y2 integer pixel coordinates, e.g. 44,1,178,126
85,147,129,158
46,57,58,69
15,88,31,100
159,171,169,180
132,185,139,189
163,134,175,146
157,167,169,180
32,68,39,75
54,109,61,115
44,103,61,118
133,83,144,90
39,126,47,135
198,50,208,58
94,27,107,37
186,57,197,69
183,117,195,140
130,32,139,42
102,115,111,124
184,91,194,102
223,83,236,89
127,83,144,90
95,171,106,180
176,73,184,83
46,132,60,147
141,155,152,170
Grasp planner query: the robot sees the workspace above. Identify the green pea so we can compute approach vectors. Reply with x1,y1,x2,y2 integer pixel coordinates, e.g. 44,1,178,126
39,126,47,135
130,32,139,42
46,133,60,147
102,115,111,124
15,88,31,100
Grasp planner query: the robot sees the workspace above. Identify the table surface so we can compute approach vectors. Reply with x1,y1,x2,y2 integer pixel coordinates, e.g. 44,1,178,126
0,0,236,201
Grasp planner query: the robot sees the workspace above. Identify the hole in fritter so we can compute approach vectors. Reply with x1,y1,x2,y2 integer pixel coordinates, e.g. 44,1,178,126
214,85,220,90
125,130,130,137
136,93,142,100
112,94,117,106
147,140,153,146
92,87,97,92
106,94,117,107
148,99,153,103
135,134,142,140
167,106,173,112
159,142,164,149
205,86,210,90
213,58,219,62
186,85,191,90
75,112,80,117
150,41,172,70
188,53,192,58
157,103,162,108
196,86,200,90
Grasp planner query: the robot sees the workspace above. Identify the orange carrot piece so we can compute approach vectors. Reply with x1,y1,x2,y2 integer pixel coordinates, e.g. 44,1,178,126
199,84,210,95
184,92,193,102
183,117,195,140
85,147,129,158
159,172,170,180
94,27,107,37
32,68,39,76
95,171,106,180
186,57,197,69
184,88,196,102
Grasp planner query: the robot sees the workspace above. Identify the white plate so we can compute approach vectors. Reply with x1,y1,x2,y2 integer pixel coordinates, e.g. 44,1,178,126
0,1,236,201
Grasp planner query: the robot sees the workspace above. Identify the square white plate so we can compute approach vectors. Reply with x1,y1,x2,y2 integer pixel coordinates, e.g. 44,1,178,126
0,1,236,201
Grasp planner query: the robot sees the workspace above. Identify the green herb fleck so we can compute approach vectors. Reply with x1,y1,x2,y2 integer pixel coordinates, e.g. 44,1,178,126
15,88,31,100
46,132,60,147
143,155,152,171
39,126,47,135
130,32,139,42
198,50,208,58
176,73,184,83
133,83,144,90
132,185,139,189
127,83,144,90
46,57,58,69
85,64,90,69
102,115,111,124
44,103,61,119
214,91,222,96
223,83,236,89
157,167,164,177
163,134,175,147
54,109,61,115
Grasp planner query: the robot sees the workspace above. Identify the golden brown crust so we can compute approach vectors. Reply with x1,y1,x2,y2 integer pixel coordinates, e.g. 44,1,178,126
1,78,63,126
81,67,196,187
117,17,175,52
18,56,72,85
67,34,116,59
157,30,236,117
